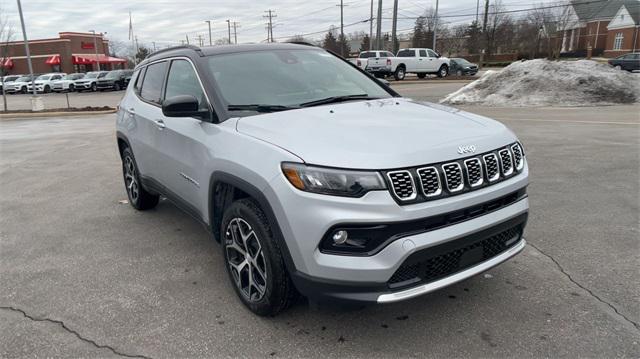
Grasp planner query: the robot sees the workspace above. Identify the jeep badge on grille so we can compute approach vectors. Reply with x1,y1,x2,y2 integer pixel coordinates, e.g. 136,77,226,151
457,145,477,154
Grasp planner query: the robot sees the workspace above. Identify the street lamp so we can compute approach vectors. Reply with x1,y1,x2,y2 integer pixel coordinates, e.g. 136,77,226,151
226,19,231,44
205,20,212,46
89,30,100,71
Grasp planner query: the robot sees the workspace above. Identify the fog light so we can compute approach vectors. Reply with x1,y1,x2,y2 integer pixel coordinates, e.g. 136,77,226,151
332,230,348,245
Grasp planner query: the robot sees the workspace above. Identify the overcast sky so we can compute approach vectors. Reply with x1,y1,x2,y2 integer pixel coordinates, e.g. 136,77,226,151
2,0,554,49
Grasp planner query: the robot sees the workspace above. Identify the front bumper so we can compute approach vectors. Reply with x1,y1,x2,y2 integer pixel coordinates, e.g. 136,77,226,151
266,163,529,302
74,82,93,89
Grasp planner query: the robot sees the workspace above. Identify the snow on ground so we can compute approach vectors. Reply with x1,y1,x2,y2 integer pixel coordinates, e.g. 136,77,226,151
441,59,640,106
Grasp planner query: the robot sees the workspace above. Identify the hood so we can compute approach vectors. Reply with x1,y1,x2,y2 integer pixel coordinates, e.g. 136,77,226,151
235,98,517,169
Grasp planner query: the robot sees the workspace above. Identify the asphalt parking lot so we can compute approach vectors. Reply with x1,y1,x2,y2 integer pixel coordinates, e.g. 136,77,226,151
1,83,638,357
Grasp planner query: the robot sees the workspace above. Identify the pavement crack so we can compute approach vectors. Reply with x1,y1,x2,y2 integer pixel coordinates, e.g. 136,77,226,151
527,243,640,332
0,305,152,358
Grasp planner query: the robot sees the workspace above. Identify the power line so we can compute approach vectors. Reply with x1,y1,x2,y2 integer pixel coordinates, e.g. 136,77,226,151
264,10,277,42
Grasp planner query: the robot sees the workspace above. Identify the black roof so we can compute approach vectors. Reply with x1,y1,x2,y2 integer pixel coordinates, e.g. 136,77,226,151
138,43,320,67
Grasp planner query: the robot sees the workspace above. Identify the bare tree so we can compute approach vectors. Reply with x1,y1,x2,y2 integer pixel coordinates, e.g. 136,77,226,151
530,1,573,59
484,0,513,58
439,24,468,56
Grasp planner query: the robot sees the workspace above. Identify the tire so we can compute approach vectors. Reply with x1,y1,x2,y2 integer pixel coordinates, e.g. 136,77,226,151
437,65,449,78
114,83,121,91
20,86,27,94
221,198,297,316
417,73,426,79
121,147,159,210
394,66,406,81
456,70,463,76
44,85,51,93
614,65,622,70
91,83,97,92
68,84,75,92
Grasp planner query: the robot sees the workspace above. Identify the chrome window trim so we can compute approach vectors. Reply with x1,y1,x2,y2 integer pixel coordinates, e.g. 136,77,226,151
498,148,514,176
511,143,524,171
441,162,465,193
463,158,484,188
416,166,442,197
386,170,417,201
482,153,501,182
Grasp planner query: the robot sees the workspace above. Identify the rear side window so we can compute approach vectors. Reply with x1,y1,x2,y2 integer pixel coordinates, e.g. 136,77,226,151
397,49,414,57
133,68,146,93
140,62,167,104
419,50,427,57
165,59,208,112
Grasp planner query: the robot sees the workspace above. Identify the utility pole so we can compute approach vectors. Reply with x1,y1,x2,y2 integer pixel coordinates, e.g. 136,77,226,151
480,0,490,68
391,0,398,53
196,34,204,47
432,0,439,51
337,1,348,57
376,0,383,49
264,10,276,42
185,34,189,45
232,22,240,44
476,0,480,24
205,20,212,46
16,0,39,108
226,20,231,44
90,30,100,71
152,41,157,52
369,0,374,50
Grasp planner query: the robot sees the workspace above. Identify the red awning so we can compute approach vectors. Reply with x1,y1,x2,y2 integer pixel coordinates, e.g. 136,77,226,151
72,54,127,65
0,57,13,68
45,54,61,65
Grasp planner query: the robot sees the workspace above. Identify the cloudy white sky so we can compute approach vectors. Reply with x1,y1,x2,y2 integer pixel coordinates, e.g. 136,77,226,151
2,0,554,48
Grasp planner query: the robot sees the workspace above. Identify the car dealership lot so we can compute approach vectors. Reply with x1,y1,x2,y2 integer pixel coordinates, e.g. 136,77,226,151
0,84,638,357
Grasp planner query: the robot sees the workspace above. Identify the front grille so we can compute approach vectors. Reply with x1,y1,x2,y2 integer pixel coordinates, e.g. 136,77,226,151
388,222,524,287
511,143,524,170
387,170,416,201
417,167,442,197
383,142,524,203
464,158,483,187
499,148,514,176
442,163,464,192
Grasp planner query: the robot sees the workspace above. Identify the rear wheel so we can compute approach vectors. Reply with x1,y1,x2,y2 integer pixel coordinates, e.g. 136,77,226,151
221,198,297,316
394,66,406,81
91,83,97,92
68,84,75,92
20,86,27,94
614,65,622,70
114,82,121,91
44,85,51,93
121,147,159,210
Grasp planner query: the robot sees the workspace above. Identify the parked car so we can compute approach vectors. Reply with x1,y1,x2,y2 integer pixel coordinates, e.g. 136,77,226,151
350,50,394,70
116,43,529,316
608,53,639,72
51,73,85,92
450,58,479,76
367,48,450,80
74,71,108,92
1,75,21,92
96,69,134,91
5,74,37,94
27,73,66,93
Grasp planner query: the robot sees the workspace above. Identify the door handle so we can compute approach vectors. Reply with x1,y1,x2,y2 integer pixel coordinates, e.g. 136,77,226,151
154,119,166,130
127,108,135,116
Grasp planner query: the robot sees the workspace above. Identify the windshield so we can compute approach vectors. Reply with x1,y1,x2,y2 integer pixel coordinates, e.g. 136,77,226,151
453,58,472,65
17,76,31,82
207,49,391,110
85,72,98,79
105,71,120,79
37,75,51,81
4,76,19,81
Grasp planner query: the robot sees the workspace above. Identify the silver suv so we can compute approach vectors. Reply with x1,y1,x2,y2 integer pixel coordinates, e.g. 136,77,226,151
116,44,529,316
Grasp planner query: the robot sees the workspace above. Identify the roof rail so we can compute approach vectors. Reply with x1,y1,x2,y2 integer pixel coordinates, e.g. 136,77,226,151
286,41,317,47
148,44,203,58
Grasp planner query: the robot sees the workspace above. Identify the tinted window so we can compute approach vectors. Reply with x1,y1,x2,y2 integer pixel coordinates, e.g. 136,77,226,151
140,62,167,104
419,50,427,57
133,68,145,93
397,49,414,57
427,49,438,57
165,60,207,112
359,52,376,58
384,52,394,57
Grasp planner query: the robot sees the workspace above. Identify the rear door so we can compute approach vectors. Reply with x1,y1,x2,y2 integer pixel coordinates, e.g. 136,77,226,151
154,58,213,213
397,49,418,71
626,54,640,71
129,61,169,181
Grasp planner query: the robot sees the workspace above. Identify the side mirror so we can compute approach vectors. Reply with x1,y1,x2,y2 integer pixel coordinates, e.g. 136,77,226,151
436,53,441,58
162,95,207,119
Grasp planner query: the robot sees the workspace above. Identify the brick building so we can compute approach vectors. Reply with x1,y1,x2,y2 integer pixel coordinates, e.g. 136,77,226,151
561,0,639,57
0,32,127,75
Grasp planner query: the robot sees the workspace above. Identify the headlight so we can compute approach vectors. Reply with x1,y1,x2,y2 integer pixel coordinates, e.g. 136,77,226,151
281,162,386,197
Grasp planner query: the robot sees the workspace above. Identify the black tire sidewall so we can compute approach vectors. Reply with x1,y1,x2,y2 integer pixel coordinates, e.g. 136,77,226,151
220,199,289,316
395,67,405,80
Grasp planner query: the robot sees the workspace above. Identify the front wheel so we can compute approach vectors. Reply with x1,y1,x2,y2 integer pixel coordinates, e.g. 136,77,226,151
614,65,622,70
114,83,121,91
437,65,449,78
68,84,75,92
456,69,463,76
121,147,159,210
221,198,297,316
394,66,406,81
91,83,97,92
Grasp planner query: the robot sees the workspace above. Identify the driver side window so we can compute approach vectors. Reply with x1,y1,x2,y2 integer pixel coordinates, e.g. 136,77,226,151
165,59,209,114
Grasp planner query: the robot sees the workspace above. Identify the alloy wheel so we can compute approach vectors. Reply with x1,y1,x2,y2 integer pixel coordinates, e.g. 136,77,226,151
225,217,268,302
123,156,139,204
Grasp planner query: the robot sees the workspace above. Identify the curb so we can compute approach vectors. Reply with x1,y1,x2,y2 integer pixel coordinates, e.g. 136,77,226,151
390,79,476,85
0,109,117,119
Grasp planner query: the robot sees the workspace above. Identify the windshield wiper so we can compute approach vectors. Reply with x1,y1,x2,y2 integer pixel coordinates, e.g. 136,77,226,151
299,94,380,107
227,104,299,113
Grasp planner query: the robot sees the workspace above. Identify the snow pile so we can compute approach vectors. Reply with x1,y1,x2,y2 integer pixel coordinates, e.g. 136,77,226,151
441,59,640,106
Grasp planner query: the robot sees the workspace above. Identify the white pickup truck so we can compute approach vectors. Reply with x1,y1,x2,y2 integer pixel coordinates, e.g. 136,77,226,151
349,50,395,70
366,48,450,80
